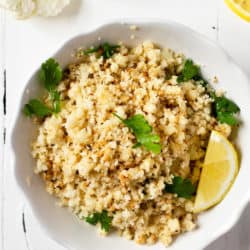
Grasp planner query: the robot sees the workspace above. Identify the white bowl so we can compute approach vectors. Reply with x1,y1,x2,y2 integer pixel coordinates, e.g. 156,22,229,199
11,20,250,250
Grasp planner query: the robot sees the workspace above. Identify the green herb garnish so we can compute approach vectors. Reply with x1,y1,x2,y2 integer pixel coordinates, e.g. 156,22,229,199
40,58,62,91
24,58,62,118
177,59,207,86
85,210,112,232
114,113,161,154
23,99,52,117
213,95,240,125
84,47,99,54
164,176,196,199
177,59,200,83
49,90,61,114
84,42,120,59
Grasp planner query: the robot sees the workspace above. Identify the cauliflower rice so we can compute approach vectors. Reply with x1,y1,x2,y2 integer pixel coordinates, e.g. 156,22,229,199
32,41,232,246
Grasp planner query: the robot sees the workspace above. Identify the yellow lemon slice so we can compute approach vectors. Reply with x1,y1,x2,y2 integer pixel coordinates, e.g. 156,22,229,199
225,0,250,22
194,131,239,213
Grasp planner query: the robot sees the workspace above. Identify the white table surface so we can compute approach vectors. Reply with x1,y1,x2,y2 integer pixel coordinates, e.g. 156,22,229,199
1,0,250,249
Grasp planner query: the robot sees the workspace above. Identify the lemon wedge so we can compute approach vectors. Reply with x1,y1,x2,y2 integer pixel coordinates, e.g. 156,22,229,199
194,131,239,213
225,0,250,22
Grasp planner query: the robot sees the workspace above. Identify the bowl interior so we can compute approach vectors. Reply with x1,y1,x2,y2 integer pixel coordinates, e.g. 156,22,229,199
11,20,250,250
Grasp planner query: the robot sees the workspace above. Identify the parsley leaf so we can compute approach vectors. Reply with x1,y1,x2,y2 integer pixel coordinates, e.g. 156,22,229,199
193,75,208,87
164,176,196,199
102,43,120,59
214,96,240,113
177,59,208,87
84,42,120,59
114,113,162,154
213,96,240,125
177,59,200,83
39,58,62,91
216,112,238,125
84,47,99,55
24,58,63,118
49,90,61,114
121,114,152,135
85,210,112,232
23,99,52,118
85,213,99,225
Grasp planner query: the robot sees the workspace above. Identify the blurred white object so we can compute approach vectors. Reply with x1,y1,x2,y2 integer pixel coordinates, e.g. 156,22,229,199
0,0,35,18
0,0,71,18
36,0,70,17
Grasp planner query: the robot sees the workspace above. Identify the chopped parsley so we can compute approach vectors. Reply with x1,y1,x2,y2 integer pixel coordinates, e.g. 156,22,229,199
23,99,52,117
177,59,200,83
84,42,120,59
39,58,62,91
85,210,112,232
114,113,161,154
212,95,240,125
49,90,61,114
164,176,196,199
23,58,62,118
177,59,207,86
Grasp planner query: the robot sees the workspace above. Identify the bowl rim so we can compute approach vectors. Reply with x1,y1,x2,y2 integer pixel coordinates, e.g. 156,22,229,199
10,18,250,250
